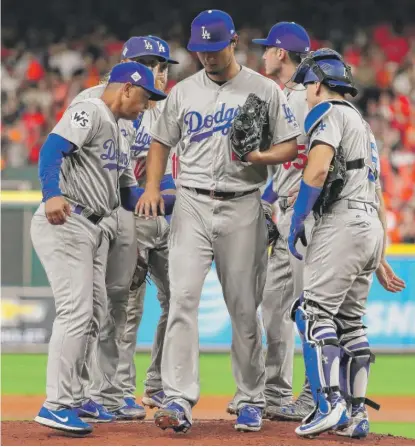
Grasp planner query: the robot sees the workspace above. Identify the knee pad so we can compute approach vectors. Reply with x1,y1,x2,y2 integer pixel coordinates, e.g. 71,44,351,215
295,300,341,411
336,318,380,411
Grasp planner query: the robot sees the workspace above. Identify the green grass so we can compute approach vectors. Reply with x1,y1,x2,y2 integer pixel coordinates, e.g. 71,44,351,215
1,354,415,438
2,353,414,396
371,422,415,439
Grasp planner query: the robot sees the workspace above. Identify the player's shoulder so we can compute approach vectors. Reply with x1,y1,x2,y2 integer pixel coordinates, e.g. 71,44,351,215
240,66,277,89
70,84,106,106
170,70,204,93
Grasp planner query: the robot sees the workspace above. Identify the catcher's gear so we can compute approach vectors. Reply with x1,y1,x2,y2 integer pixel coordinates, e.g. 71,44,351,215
230,93,268,161
292,48,358,97
262,201,279,248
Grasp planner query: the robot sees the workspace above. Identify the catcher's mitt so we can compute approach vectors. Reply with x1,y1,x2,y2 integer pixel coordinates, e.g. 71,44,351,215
230,93,268,161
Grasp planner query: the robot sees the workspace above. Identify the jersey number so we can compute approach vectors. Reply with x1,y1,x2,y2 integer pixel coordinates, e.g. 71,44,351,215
172,153,179,179
283,144,307,170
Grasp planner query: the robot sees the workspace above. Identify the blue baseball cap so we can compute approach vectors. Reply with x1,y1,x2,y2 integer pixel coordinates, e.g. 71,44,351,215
252,22,310,53
147,35,179,64
187,9,236,52
108,62,167,101
121,36,167,61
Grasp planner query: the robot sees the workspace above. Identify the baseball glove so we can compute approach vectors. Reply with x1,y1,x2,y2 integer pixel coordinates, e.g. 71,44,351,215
262,201,279,249
230,93,268,161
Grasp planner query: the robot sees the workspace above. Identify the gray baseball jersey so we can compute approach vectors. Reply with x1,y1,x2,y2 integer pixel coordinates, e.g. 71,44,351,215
130,102,172,186
309,100,380,204
269,86,309,198
151,67,300,192
51,98,136,216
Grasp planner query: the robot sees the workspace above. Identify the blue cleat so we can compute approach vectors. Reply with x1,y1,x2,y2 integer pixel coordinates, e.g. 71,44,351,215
142,390,165,409
74,399,115,423
235,405,263,432
34,406,93,435
112,398,146,420
334,405,369,439
154,402,192,433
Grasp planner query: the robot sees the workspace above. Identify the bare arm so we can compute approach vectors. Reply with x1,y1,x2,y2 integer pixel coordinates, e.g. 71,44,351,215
146,139,171,190
376,188,388,259
302,143,334,187
136,139,170,217
245,137,298,165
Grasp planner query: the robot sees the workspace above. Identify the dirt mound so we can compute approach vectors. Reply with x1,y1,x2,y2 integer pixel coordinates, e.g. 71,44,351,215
2,420,414,446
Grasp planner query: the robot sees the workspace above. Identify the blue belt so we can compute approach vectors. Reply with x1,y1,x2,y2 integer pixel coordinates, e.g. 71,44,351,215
72,204,104,225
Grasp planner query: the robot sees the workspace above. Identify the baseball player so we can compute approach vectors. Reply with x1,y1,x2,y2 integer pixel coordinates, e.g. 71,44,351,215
138,9,301,433
287,48,405,438
115,36,178,411
31,62,167,435
251,22,314,420
68,37,171,421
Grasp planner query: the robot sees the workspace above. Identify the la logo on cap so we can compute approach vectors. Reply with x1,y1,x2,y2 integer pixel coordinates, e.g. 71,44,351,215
144,40,153,50
201,26,210,39
123,47,128,56
131,71,142,82
157,42,166,52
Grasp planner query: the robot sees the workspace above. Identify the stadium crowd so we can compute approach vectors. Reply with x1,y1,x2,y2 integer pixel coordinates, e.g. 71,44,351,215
2,18,415,243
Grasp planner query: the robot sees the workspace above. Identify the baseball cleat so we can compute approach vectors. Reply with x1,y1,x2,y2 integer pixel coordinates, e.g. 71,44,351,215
154,402,191,433
295,393,348,438
112,398,146,420
333,405,369,438
266,399,315,421
226,400,237,415
35,406,93,435
142,390,165,409
234,405,262,432
74,399,115,423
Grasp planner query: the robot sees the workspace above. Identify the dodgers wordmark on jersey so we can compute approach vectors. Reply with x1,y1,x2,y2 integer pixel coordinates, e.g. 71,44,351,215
51,98,137,216
151,66,300,192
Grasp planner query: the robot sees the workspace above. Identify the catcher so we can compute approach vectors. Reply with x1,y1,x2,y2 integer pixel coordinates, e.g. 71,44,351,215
138,9,300,433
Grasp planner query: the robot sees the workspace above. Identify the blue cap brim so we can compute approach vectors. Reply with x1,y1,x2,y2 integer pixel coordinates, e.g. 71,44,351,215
167,57,179,64
187,40,230,52
143,85,167,101
125,52,168,62
252,38,270,46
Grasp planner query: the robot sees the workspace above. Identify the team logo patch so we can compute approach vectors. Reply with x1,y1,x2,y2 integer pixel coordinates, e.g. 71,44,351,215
276,39,282,44
157,42,166,53
123,46,128,56
144,39,153,50
131,71,141,82
71,110,91,129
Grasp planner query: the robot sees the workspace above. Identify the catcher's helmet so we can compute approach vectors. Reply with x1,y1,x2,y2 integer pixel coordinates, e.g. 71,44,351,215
291,47,358,97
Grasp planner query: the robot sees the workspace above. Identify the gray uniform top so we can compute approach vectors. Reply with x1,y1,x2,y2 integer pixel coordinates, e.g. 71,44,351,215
269,86,309,197
130,102,172,186
308,100,381,204
73,85,171,187
51,98,136,216
151,66,301,192
71,85,136,146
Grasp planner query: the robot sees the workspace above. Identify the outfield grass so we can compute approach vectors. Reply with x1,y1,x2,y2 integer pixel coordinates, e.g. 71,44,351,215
371,423,415,439
1,353,414,396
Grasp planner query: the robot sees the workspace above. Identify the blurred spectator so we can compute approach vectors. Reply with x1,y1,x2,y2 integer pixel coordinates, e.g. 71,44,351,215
1,14,414,242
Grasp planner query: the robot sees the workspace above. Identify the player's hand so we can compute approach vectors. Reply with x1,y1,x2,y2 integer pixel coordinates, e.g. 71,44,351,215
288,220,307,261
45,196,71,225
244,150,261,164
136,186,164,218
288,185,300,207
376,259,406,293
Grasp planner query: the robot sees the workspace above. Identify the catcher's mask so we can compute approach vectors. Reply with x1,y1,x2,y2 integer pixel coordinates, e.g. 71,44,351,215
291,48,358,97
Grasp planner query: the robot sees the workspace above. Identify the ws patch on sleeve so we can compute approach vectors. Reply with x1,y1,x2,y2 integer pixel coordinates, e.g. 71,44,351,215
71,110,91,129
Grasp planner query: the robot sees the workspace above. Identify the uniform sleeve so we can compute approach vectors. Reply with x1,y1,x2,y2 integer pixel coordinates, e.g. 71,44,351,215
51,101,100,149
268,84,301,145
309,111,342,151
150,86,181,148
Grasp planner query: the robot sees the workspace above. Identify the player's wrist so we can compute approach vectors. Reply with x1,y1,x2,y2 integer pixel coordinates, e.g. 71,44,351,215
43,191,63,202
